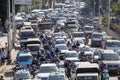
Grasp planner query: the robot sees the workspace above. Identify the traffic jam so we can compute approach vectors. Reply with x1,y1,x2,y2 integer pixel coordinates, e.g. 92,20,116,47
13,1,120,80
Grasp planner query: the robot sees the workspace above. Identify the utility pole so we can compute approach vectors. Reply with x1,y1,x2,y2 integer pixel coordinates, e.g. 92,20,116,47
12,0,15,48
107,0,111,33
99,0,102,24
94,0,96,17
8,0,13,60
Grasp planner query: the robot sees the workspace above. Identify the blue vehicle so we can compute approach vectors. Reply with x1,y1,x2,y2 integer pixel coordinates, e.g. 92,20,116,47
17,51,33,66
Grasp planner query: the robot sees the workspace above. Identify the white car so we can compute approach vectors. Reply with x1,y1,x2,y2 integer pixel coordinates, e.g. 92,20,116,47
47,72,68,80
72,38,85,48
36,63,59,80
79,46,93,61
55,44,68,53
14,69,31,80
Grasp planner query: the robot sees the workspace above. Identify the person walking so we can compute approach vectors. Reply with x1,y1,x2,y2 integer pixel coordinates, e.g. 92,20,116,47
1,48,6,65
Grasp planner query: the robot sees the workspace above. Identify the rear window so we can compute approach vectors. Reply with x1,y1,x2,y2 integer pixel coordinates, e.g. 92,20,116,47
38,23,52,30
18,56,32,62
20,31,35,39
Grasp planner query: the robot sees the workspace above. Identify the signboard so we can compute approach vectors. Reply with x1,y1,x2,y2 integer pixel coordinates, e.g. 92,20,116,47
15,0,32,5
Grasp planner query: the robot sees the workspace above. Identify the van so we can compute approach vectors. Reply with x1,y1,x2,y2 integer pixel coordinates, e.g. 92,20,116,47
17,51,33,66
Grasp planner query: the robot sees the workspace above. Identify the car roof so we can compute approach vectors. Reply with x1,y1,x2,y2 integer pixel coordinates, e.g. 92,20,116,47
77,73,98,76
73,38,84,41
18,52,32,57
84,25,94,28
66,51,77,53
74,62,99,69
55,44,67,46
27,38,40,41
102,50,115,54
27,44,40,46
92,32,103,35
40,63,57,67
107,39,120,42
72,32,84,34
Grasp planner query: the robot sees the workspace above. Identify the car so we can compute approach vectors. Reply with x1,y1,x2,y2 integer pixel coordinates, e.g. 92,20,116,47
16,50,33,66
13,69,31,80
78,46,93,61
72,38,85,48
15,16,25,29
20,29,36,48
47,72,68,80
93,49,102,63
27,44,40,57
105,39,120,51
99,50,120,74
91,32,104,47
36,63,59,80
55,44,68,59
83,25,94,38
52,33,63,40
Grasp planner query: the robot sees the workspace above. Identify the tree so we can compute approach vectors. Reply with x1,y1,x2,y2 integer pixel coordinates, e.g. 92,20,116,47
112,1,120,15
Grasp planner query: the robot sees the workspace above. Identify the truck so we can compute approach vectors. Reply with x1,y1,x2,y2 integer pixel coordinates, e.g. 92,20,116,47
71,62,100,80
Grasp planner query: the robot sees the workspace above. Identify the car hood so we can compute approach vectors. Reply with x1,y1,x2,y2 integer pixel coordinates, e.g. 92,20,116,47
37,73,50,78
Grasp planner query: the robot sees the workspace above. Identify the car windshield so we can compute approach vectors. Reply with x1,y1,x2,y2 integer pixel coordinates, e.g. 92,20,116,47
28,46,39,51
66,53,78,57
55,40,65,44
48,75,65,80
73,33,85,37
18,56,32,62
84,27,93,31
73,40,84,44
102,53,120,60
92,34,103,38
84,47,91,51
56,45,68,50
39,66,58,73
77,76,98,80
107,42,120,47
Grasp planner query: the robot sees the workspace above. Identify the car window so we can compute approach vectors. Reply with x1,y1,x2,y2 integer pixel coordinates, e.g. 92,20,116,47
84,47,91,51
39,66,58,73
77,76,98,80
49,75,65,80
28,46,39,51
56,45,68,50
106,42,120,47
102,53,120,60
66,53,78,57
20,31,35,39
92,34,103,38
18,56,32,62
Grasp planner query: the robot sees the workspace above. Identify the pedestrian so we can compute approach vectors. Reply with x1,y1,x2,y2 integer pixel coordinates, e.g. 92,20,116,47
1,48,6,65
0,76,4,80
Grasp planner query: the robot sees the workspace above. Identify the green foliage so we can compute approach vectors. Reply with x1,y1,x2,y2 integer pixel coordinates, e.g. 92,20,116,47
102,15,108,27
112,1,120,15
